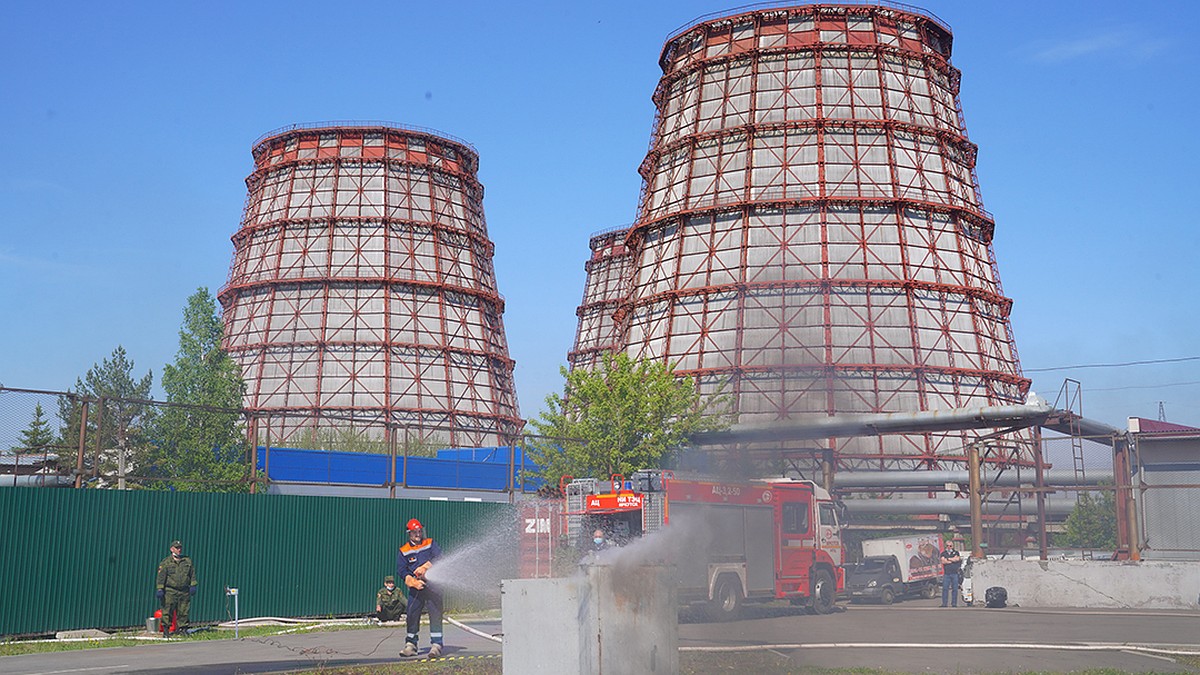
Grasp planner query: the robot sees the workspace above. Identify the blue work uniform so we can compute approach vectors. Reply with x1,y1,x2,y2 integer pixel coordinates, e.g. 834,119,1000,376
398,537,444,649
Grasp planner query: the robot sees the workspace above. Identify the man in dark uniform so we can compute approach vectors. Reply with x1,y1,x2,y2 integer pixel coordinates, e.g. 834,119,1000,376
940,541,963,607
580,528,611,561
156,540,197,634
375,575,406,623
398,518,444,658
591,528,610,552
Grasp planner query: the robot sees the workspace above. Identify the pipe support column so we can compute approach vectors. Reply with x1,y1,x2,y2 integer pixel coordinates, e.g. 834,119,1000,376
968,445,984,559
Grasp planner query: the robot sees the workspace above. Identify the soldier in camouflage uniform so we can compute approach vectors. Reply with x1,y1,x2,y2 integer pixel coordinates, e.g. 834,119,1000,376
375,575,406,622
155,540,197,634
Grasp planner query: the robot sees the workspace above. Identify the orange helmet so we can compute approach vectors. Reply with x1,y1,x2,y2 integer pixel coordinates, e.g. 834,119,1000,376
407,518,423,532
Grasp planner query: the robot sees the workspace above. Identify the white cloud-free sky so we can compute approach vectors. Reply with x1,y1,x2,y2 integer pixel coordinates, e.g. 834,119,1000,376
2,0,1197,440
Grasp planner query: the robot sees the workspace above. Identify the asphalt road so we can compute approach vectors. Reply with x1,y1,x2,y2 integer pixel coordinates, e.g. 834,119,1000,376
680,596,1200,673
4,599,1200,674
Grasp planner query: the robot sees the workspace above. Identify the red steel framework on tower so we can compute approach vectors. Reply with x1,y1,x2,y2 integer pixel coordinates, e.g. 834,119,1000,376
571,3,1031,472
569,226,633,371
219,123,522,448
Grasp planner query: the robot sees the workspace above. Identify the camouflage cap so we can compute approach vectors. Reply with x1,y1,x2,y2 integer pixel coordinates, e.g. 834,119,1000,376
171,540,182,548
384,575,396,583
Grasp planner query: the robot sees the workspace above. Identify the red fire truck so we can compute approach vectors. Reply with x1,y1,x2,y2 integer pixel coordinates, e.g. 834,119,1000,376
520,469,845,620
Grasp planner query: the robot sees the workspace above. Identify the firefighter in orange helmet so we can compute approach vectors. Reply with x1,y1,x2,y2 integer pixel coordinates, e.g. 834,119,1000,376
397,518,444,658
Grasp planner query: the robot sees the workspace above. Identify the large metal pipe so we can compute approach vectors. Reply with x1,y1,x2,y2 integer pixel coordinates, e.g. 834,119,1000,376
843,496,1079,516
691,403,1056,445
1041,411,1123,439
833,468,1113,488
1,475,74,488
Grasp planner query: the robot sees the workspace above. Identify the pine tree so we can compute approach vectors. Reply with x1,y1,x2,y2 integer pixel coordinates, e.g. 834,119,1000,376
13,403,56,452
57,346,155,486
1057,490,1118,550
148,287,248,492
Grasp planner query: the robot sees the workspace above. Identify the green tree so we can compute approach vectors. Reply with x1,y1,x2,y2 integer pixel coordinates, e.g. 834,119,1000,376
527,352,729,482
1056,490,1118,550
57,346,155,486
13,403,56,452
148,287,248,492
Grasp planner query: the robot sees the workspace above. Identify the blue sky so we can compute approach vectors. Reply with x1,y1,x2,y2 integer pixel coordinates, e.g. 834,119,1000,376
2,0,1197,437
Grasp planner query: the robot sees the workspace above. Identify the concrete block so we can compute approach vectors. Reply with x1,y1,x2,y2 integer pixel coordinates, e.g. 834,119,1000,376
502,563,678,674
55,628,111,639
971,558,1200,609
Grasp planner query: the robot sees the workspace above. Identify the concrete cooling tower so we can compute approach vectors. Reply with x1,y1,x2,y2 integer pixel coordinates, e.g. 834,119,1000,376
569,227,634,372
572,4,1030,470
219,123,521,448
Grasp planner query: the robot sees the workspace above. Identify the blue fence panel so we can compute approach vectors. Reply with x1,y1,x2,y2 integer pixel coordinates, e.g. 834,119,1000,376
404,457,505,490
258,447,389,485
436,446,529,464
258,447,542,491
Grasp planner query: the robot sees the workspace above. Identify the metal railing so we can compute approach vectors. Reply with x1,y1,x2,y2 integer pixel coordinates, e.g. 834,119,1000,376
587,222,635,242
663,1,953,48
252,120,477,155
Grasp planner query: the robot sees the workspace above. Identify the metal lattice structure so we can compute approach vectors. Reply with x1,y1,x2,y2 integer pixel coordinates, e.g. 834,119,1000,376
219,123,521,447
568,227,634,372
572,3,1030,470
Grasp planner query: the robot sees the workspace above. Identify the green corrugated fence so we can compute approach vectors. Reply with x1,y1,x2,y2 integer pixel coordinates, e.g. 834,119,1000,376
0,487,514,637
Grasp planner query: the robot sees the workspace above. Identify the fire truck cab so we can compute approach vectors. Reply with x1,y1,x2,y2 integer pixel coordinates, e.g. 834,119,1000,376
563,470,844,620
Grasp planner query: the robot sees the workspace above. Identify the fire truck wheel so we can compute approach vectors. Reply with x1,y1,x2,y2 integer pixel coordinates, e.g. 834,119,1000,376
705,575,743,621
810,569,835,614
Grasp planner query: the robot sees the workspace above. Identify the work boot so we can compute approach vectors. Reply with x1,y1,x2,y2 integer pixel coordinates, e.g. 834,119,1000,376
400,642,417,657
428,643,443,658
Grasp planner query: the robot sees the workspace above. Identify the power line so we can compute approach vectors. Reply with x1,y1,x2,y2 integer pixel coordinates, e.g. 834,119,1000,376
1026,356,1200,373
1086,380,1200,393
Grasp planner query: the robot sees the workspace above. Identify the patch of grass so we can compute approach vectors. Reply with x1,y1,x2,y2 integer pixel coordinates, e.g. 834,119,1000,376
1176,655,1200,670
0,637,148,656
285,653,881,674
295,659,502,675
0,623,377,657
1008,667,1137,672
682,651,801,672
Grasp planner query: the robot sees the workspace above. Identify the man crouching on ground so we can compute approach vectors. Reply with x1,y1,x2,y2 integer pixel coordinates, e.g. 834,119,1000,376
375,575,406,623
